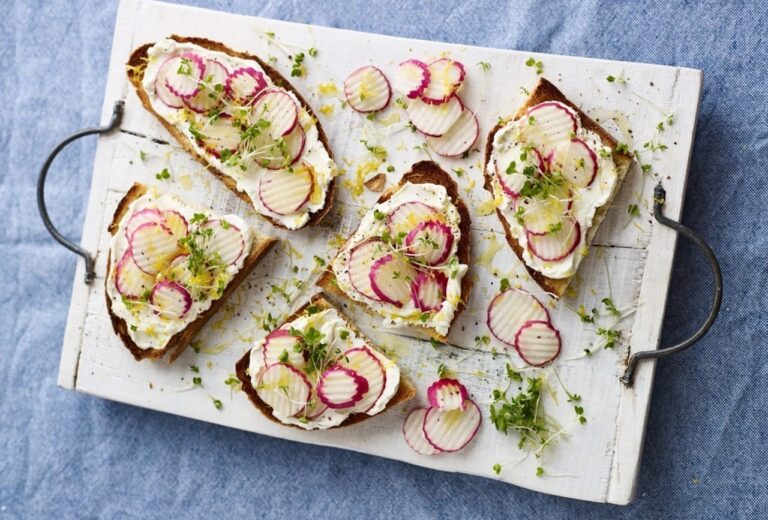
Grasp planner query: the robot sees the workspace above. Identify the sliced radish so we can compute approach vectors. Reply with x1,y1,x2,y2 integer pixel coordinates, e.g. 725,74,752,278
256,362,311,417
262,329,305,369
226,67,267,103
150,280,192,319
347,238,389,301
495,148,547,198
387,201,442,236
317,365,369,410
162,210,188,240
405,220,454,266
423,399,481,453
427,378,469,411
343,66,391,113
251,88,299,137
340,347,386,413
164,52,205,99
166,253,202,289
124,208,164,241
487,289,550,347
369,253,418,307
519,101,579,154
260,125,306,170
514,320,561,366
549,138,598,188
155,56,184,108
114,250,154,299
394,60,430,99
403,408,442,455
518,186,572,235
129,222,180,275
197,114,242,158
259,162,314,215
527,217,581,261
421,59,465,105
184,59,229,113
407,95,463,137
410,271,448,312
426,109,479,157
302,397,328,420
201,219,245,266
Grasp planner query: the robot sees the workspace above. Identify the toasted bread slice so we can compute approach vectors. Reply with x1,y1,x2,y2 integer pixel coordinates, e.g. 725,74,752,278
483,78,633,297
105,183,278,362
126,35,336,230
235,293,416,429
317,160,472,342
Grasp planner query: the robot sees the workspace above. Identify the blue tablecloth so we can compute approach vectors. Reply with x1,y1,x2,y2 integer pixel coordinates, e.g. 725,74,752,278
1,1,765,518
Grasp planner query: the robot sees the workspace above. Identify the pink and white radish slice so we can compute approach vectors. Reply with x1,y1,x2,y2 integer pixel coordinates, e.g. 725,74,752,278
514,320,561,366
369,253,418,307
166,254,195,287
256,362,311,417
403,408,442,455
519,101,580,154
164,52,205,99
387,201,442,236
407,95,463,137
487,288,550,347
260,125,306,170
258,161,314,215
343,66,392,113
150,281,192,319
201,219,245,266
427,378,469,411
155,56,185,108
226,67,267,103
261,329,306,369
162,210,189,241
527,216,581,261
517,186,572,235
347,238,389,301
423,399,481,453
549,138,598,188
197,114,242,158
184,59,229,113
426,108,479,157
405,220,454,266
341,347,386,413
421,58,465,105
394,60,430,99
125,208,164,241
129,222,181,275
114,250,155,299
495,148,547,198
251,88,299,137
316,365,369,410
410,271,448,312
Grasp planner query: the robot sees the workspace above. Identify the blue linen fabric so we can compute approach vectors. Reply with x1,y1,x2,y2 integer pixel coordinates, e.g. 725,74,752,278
1,0,766,518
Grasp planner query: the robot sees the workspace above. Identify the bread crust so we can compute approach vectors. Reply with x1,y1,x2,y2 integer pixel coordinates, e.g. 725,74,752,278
126,35,336,229
317,160,472,342
235,293,416,429
483,78,633,297
105,183,278,362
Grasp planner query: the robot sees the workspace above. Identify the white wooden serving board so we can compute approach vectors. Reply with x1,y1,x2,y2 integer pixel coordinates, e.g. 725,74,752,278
58,0,702,504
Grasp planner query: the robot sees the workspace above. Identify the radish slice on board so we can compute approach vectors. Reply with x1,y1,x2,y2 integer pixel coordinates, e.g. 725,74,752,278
340,347,386,413
226,67,267,103
421,58,465,105
395,60,430,99
527,217,581,261
155,57,185,108
405,220,454,266
114,250,154,299
517,186,572,235
197,114,242,158
201,219,245,266
427,378,469,411
549,138,598,188
184,59,229,113
251,88,299,137
162,210,189,241
124,208,164,241
387,201,442,236
426,109,479,157
487,289,550,347
129,222,180,275
410,271,448,312
261,125,306,170
262,329,305,369
403,408,442,455
519,101,579,154
317,365,369,409
347,238,389,301
423,399,481,453
407,95,463,137
369,253,418,307
164,52,205,99
343,66,392,113
256,363,311,417
150,281,192,319
514,320,561,366
259,162,314,215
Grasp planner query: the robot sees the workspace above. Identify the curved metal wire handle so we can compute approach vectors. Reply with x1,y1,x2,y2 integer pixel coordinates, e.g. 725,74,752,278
37,101,124,284
620,182,723,387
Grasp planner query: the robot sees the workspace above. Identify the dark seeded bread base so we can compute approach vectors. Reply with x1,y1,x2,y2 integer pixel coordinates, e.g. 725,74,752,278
317,160,472,342
105,183,278,362
126,35,336,229
235,293,416,429
483,78,634,298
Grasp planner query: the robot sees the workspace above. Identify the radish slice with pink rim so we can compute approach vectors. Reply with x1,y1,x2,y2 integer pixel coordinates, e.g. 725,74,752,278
426,109,479,157
124,208,164,241
259,161,314,215
317,365,369,409
410,271,448,312
150,281,192,319
197,113,242,158
423,399,481,453
369,253,418,307
387,201,442,236
129,221,181,275
514,319,561,366
343,66,392,113
302,396,328,420
421,58,465,105
395,60,430,99
164,52,205,99
256,362,311,417
527,217,581,261
155,56,185,108
162,210,189,240
517,186,573,235
184,59,229,113
405,220,454,266
549,138,598,188
251,88,299,137
519,101,580,154
404,408,442,455
340,347,386,413
226,67,267,103
166,254,195,287
114,250,154,299
201,219,245,265
347,238,389,301
261,125,306,170
487,288,550,347
495,148,547,198
406,95,463,137
427,378,469,411
262,329,305,369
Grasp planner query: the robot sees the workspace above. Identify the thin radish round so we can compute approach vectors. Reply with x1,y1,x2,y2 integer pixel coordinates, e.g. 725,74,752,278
155,56,185,108
426,109,479,157
347,238,389,301
369,253,418,307
166,254,205,289
387,201,442,236
406,95,463,137
519,101,579,154
421,58,465,105
343,66,392,113
150,281,192,319
197,113,242,158
129,222,181,275
405,220,454,266
341,347,386,413
262,329,305,369
549,138,598,188
487,289,550,347
259,162,314,215
527,217,581,261
184,59,229,113
403,408,442,455
395,59,430,99
317,365,369,409
514,320,561,366
114,250,154,299
256,362,311,417
302,397,328,420
495,147,547,198
260,125,306,170
427,378,469,411
410,271,448,312
423,399,481,453
251,88,299,137
201,219,245,266
518,186,573,235
226,67,267,103
162,210,188,241
124,208,164,241
164,52,205,99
